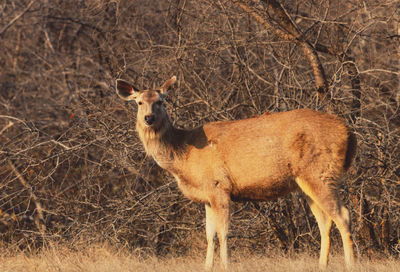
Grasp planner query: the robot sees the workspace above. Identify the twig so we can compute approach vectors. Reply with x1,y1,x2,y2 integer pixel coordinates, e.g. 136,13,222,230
0,115,28,127
8,160,46,233
0,121,14,136
359,69,400,76
51,139,71,150
0,0,36,37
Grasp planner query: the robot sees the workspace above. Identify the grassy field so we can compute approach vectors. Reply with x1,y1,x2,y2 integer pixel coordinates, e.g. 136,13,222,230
0,244,398,272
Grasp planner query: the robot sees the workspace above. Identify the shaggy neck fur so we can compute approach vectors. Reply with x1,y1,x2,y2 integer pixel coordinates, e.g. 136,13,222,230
136,117,187,168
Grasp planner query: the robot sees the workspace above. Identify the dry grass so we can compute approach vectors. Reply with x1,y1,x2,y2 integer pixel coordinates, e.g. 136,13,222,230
0,244,398,272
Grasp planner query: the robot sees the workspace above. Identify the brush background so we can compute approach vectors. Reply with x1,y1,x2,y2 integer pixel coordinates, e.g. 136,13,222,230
0,0,399,263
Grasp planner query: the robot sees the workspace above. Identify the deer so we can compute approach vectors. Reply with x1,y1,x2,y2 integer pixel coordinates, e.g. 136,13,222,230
115,76,356,270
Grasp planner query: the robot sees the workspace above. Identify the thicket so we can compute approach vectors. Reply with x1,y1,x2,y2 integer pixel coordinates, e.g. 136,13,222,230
0,0,399,258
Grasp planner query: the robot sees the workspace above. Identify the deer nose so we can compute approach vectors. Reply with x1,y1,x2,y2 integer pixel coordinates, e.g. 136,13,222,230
144,115,155,125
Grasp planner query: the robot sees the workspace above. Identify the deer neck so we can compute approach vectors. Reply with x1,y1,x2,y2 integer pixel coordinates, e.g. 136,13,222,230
136,118,186,169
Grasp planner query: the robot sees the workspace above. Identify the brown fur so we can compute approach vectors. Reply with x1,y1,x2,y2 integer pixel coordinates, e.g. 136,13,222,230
115,77,356,270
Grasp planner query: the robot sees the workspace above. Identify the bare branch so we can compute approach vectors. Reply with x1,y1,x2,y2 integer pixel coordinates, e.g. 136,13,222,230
0,0,36,37
232,0,330,105
8,160,46,234
0,121,14,136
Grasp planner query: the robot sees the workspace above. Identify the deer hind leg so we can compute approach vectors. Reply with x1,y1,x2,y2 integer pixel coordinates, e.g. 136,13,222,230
305,196,332,268
296,177,354,269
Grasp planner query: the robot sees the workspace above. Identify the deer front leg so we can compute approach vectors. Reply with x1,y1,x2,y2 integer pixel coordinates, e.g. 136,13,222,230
216,202,230,271
205,203,216,270
206,193,230,271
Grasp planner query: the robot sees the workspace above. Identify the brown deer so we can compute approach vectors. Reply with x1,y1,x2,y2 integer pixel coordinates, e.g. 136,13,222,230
115,76,356,270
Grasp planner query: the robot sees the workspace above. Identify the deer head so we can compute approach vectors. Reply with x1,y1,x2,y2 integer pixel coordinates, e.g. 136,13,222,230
115,76,176,131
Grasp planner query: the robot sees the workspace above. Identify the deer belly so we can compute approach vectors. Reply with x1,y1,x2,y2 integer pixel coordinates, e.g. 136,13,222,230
223,145,298,201
230,177,298,201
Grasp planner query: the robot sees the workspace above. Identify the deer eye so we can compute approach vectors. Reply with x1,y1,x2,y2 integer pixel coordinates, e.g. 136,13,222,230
138,101,143,106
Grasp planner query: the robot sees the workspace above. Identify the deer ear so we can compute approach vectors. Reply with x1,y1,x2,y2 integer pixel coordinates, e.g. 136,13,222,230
116,79,140,101
160,76,177,95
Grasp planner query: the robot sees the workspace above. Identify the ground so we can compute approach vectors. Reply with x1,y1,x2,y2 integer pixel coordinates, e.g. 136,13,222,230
0,244,398,272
